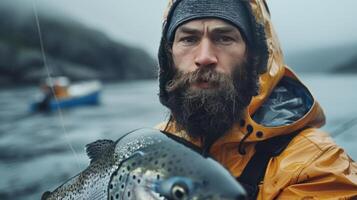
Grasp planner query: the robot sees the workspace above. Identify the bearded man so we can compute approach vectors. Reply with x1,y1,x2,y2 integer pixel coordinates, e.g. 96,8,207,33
156,0,357,199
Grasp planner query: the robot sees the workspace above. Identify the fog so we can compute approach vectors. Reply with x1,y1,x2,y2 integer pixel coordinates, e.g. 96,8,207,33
269,0,357,53
2,0,357,56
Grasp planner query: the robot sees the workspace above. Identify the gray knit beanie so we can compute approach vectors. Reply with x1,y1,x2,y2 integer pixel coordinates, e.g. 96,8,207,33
166,0,253,44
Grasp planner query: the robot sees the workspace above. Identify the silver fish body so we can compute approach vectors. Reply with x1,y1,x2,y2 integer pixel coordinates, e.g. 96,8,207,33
42,129,246,200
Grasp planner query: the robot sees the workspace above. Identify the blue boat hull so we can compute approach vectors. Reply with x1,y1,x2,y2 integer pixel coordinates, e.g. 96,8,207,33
31,91,100,112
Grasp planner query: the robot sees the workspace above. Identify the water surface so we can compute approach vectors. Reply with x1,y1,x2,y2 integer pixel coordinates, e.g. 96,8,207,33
0,76,356,199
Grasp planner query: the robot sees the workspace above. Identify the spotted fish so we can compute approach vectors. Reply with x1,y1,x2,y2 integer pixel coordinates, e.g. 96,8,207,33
42,128,246,200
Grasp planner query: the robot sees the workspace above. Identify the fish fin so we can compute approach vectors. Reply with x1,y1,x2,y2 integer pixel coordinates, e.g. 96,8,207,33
85,139,115,163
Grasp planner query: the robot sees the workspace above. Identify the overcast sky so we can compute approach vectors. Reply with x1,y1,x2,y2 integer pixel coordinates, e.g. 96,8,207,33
6,0,357,56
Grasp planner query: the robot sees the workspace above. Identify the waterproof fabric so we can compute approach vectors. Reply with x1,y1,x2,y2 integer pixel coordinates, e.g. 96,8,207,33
156,0,357,199
252,76,314,127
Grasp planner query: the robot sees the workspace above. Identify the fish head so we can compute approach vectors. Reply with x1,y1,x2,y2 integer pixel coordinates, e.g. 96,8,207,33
153,157,247,200
151,134,247,200
154,176,193,200
108,131,247,200
155,175,246,200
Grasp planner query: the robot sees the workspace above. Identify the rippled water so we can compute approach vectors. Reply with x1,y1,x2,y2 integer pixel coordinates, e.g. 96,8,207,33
0,80,167,199
0,76,356,199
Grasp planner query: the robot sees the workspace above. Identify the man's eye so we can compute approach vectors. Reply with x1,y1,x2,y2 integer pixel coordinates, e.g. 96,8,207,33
216,36,235,44
179,36,198,44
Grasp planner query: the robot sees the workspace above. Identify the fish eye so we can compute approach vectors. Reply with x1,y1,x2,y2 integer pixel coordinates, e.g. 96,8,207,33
171,184,188,200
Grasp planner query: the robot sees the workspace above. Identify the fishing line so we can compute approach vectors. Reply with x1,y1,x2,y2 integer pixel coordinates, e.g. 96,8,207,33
32,0,81,170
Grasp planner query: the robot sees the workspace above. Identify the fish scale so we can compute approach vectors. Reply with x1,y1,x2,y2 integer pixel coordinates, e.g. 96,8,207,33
42,129,247,200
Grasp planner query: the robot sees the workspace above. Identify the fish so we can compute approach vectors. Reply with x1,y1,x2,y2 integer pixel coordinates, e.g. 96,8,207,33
42,128,247,200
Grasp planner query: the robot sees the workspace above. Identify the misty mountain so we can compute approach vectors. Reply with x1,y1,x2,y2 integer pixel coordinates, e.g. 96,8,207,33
0,3,157,86
284,43,357,73
332,56,357,73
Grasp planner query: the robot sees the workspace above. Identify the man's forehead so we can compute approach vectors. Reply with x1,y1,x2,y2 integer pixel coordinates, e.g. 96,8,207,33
176,18,239,33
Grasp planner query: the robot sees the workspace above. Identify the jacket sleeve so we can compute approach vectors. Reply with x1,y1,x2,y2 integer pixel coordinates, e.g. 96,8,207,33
276,145,357,199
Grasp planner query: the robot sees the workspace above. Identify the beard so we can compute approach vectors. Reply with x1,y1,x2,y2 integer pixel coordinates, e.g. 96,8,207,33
165,61,257,151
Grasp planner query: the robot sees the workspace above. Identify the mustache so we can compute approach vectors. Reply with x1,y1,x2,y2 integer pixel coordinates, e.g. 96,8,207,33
166,68,233,93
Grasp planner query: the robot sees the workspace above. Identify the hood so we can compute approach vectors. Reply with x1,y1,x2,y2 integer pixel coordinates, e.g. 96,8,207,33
157,0,326,147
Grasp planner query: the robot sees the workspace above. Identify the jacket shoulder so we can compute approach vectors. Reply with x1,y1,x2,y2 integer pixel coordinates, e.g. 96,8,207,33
277,128,337,168
260,128,357,199
294,128,336,151
277,128,341,178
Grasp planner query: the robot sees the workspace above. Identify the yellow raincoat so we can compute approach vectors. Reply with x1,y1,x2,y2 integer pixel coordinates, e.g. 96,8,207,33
157,0,357,199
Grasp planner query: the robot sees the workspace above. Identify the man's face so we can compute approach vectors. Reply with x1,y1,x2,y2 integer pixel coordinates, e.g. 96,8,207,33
172,18,247,87
165,18,253,147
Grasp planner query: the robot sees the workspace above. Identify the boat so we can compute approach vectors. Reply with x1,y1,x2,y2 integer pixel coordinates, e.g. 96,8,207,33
30,78,102,112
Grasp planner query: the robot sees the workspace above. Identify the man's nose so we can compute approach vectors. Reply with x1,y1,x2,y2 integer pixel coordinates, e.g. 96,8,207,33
194,39,218,68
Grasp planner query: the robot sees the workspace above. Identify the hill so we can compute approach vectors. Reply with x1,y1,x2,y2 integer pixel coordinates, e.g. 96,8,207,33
331,55,357,73
0,3,156,86
284,43,357,73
